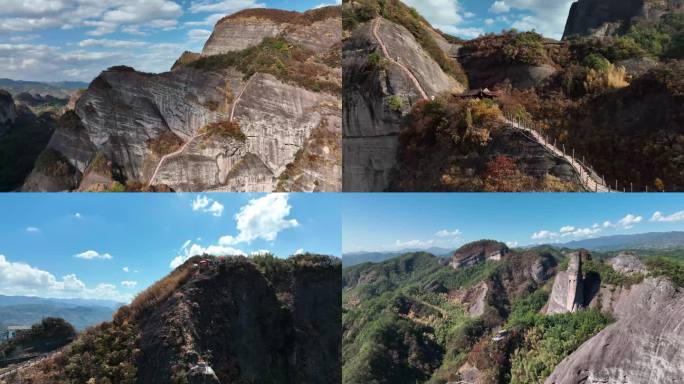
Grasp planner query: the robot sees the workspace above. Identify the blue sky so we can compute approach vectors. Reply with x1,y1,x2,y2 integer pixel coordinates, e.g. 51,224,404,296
0,0,573,82
0,0,341,82
343,194,684,253
0,193,341,302
403,0,575,39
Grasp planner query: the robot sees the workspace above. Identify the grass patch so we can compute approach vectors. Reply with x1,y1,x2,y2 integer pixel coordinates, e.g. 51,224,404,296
190,37,339,94
199,120,247,141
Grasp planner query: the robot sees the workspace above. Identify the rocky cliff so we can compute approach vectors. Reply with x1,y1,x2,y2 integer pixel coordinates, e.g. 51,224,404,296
23,6,342,192
563,0,684,39
451,240,509,269
343,4,466,191
12,255,341,384
546,277,684,383
545,251,588,314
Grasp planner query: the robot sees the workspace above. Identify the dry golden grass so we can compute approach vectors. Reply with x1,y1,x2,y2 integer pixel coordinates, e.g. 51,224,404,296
585,64,629,93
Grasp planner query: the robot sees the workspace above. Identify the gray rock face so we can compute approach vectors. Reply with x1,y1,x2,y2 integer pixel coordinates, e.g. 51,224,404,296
202,8,341,56
546,278,684,384
562,0,683,39
0,90,16,134
546,251,586,314
343,19,464,191
22,8,342,192
184,73,341,192
202,15,287,56
609,252,647,274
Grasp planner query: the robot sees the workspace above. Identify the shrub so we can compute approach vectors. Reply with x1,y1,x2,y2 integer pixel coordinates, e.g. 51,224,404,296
502,31,546,65
199,120,247,141
645,257,684,287
583,53,611,72
387,95,404,112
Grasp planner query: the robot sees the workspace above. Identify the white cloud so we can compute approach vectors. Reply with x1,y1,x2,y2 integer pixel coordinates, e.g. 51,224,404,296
506,241,519,247
0,254,130,302
650,210,684,223
218,194,298,245
294,248,305,255
25,226,40,233
74,213,82,219
74,250,112,260
560,226,575,233
435,229,461,237
121,280,137,288
170,242,245,269
617,214,642,229
494,0,575,39
396,239,435,248
189,0,265,14
122,266,130,273
489,1,510,13
531,230,558,240
484,18,495,26
79,39,148,48
191,195,224,217
0,0,183,36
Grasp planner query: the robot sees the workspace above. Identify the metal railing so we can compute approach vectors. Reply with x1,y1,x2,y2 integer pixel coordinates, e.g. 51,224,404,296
503,111,616,193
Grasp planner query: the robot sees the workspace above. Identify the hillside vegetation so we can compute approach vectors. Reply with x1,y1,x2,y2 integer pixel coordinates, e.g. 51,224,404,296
342,0,468,85
342,244,643,384
15,254,341,384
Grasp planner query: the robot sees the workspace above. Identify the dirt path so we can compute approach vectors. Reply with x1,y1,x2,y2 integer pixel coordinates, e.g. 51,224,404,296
147,76,254,187
372,18,429,101
503,116,612,192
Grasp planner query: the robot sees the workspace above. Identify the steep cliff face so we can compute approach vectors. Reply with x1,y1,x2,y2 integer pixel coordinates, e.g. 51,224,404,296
343,15,465,191
545,251,587,314
546,277,684,384
563,0,684,39
23,6,342,192
203,7,342,56
451,240,509,269
140,256,341,384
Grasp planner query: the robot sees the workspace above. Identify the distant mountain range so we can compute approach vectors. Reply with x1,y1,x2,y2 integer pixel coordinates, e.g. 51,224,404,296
344,231,684,267
342,247,455,266
0,78,88,98
0,295,120,331
560,231,684,251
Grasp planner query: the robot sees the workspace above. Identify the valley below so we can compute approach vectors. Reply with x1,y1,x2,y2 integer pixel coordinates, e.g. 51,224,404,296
342,240,684,384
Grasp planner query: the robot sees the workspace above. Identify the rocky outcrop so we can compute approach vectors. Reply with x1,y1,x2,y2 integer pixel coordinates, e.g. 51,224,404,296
545,251,588,314
203,7,341,56
562,0,684,39
546,277,684,383
609,252,647,274
0,90,16,134
171,51,201,71
343,18,465,191
451,241,509,269
134,256,341,384
23,6,342,192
